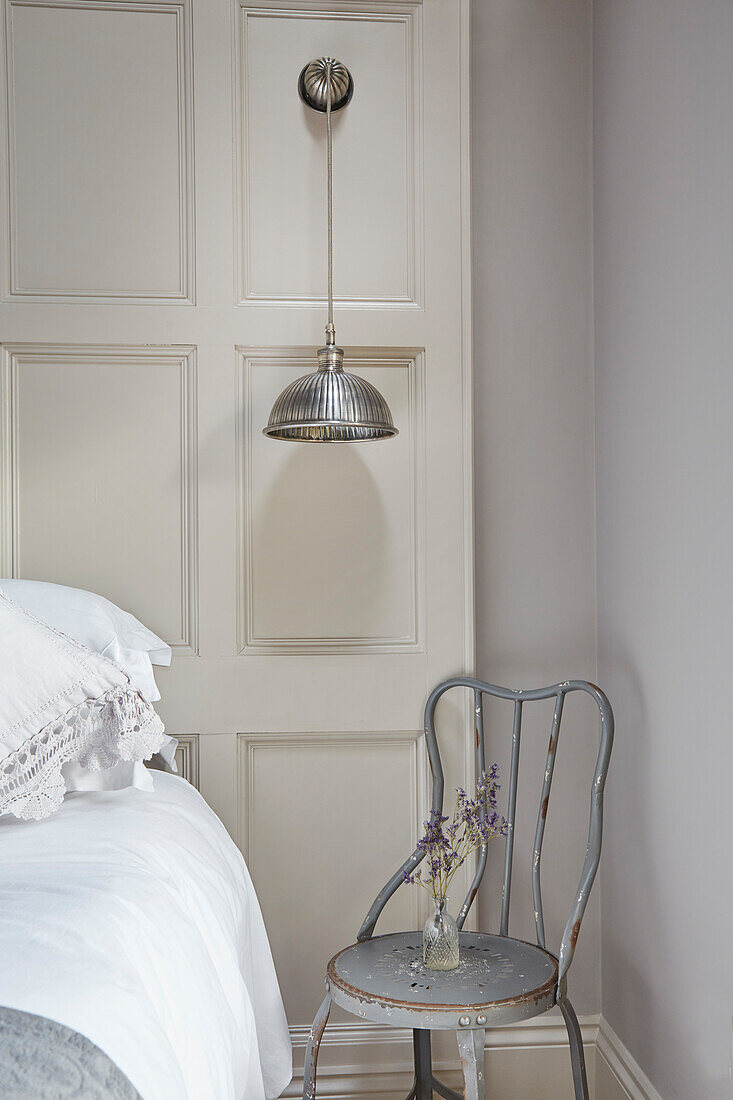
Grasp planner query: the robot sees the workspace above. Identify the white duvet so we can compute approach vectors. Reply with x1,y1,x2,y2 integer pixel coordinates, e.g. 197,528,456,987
0,771,292,1100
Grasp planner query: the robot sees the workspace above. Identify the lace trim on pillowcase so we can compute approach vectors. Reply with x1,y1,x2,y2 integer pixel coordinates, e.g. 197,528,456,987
0,687,165,822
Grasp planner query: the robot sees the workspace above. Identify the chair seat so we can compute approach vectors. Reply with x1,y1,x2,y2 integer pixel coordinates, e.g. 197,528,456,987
327,931,558,1030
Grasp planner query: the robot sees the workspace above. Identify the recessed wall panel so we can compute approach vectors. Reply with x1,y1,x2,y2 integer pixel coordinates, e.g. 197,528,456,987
237,3,422,305
238,731,426,1024
2,345,198,651
174,734,199,787
238,348,424,652
2,0,193,301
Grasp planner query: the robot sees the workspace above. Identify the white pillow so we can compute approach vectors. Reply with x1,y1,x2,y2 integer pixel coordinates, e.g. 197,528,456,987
62,759,155,792
0,580,173,799
0,579,170,702
62,736,179,794
0,589,165,820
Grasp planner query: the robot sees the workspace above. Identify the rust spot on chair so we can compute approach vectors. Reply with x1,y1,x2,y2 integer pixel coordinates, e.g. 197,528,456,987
548,734,556,754
541,795,549,819
570,920,581,949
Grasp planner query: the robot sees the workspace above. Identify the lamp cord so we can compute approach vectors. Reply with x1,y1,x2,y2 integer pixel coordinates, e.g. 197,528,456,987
326,60,335,345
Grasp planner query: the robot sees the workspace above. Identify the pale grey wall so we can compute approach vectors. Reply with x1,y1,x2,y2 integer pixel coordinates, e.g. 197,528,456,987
594,1,733,1096
472,0,599,1011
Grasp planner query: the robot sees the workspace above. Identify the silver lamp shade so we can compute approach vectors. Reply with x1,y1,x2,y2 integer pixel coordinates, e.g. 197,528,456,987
264,345,397,443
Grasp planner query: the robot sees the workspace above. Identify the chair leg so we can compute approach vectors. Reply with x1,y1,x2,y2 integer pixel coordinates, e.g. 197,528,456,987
456,1029,485,1100
412,1029,433,1100
417,1029,462,1100
431,1078,462,1100
559,996,589,1100
302,992,332,1100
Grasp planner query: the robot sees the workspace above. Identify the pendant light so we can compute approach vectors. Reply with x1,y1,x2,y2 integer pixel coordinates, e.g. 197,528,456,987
264,58,398,443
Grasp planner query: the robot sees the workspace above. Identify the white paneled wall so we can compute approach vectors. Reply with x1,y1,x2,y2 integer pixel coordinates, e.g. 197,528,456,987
0,0,474,1071
238,347,424,652
236,6,423,307
2,0,194,302
238,729,427,1023
2,344,198,650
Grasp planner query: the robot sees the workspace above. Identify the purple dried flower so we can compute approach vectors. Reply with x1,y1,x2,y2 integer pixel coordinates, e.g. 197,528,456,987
403,764,508,905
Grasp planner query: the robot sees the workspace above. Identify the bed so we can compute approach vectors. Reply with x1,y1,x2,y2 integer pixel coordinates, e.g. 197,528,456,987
0,770,292,1100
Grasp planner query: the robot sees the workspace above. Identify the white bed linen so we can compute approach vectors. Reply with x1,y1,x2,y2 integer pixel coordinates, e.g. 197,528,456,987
0,772,292,1100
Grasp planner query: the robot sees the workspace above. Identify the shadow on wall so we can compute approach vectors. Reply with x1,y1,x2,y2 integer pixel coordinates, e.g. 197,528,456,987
254,444,390,641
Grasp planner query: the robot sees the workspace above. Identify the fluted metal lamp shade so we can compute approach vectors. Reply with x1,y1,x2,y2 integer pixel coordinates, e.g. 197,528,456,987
264,346,397,443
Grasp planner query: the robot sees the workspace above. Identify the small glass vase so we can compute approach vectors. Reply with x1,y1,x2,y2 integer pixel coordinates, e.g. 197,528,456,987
423,898,460,970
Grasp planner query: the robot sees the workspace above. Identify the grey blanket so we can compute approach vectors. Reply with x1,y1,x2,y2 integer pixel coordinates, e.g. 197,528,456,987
0,1006,141,1100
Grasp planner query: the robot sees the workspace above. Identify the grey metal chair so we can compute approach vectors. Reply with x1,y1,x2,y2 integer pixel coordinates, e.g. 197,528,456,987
303,676,614,1100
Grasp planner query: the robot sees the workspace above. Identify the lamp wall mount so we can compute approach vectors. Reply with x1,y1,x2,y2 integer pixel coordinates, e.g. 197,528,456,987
298,58,354,113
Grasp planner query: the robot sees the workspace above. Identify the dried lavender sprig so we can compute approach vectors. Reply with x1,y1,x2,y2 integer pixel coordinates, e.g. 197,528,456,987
403,768,508,904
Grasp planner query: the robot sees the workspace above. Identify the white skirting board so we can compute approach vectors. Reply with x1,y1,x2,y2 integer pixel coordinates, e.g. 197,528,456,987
284,1016,662,1100
596,1020,665,1100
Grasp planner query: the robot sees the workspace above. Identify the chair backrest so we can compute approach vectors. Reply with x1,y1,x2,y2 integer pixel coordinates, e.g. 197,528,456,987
357,677,614,991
